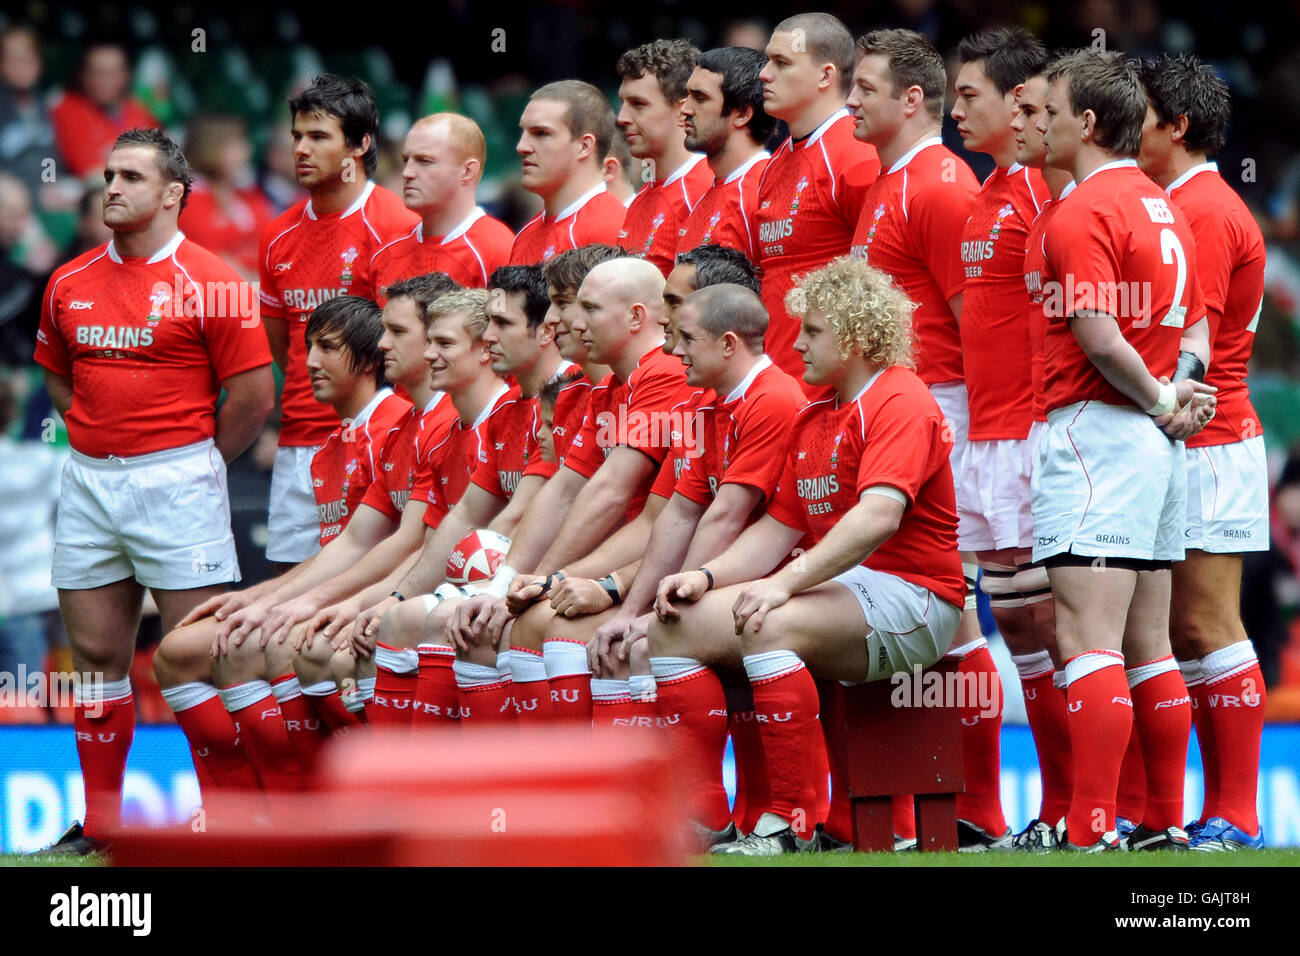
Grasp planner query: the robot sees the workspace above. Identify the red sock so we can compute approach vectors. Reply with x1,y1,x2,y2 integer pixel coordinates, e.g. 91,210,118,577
219,681,302,791
303,682,365,736
893,794,916,841
273,676,329,774
368,644,418,727
74,681,134,840
454,660,516,723
821,699,852,843
591,679,635,728
652,659,731,830
1127,657,1190,831
950,643,1006,834
1203,643,1266,834
1064,652,1131,845
413,644,460,725
1183,661,1217,823
1116,721,1146,823
744,651,821,837
545,640,592,723
730,712,770,834
162,682,260,792
509,647,553,722
1018,665,1073,824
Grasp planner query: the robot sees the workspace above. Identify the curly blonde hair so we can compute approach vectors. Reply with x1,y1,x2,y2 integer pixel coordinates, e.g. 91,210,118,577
785,257,916,369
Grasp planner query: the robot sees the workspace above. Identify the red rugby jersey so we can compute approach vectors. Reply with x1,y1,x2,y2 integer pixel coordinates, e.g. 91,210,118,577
370,208,515,300
851,138,977,387
618,154,713,276
959,164,1050,440
359,391,458,521
259,181,419,447
677,151,769,262
524,362,591,480
509,184,627,265
422,383,514,529
676,358,806,506
311,389,412,545
767,366,964,608
1022,180,1075,422
647,388,713,501
1167,163,1267,447
470,386,541,500
35,232,272,458
755,110,880,380
1042,161,1205,413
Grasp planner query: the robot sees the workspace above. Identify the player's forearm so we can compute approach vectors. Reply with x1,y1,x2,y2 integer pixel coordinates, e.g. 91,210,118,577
620,500,700,616
488,475,543,538
771,496,900,595
361,555,420,608
265,527,371,603
43,371,73,419
263,316,289,371
538,476,635,571
696,514,802,590
681,494,759,571
499,467,584,575
563,498,663,578
1071,313,1162,410
214,368,274,463
1179,316,1211,368
303,518,423,606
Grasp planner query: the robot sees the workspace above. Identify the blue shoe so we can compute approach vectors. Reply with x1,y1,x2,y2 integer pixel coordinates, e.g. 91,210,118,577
1189,816,1264,852
1116,816,1137,842
1184,819,1205,842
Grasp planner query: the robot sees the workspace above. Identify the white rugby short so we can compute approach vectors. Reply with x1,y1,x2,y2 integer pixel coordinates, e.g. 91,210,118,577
928,381,969,472
53,438,240,590
831,565,962,682
1031,400,1185,563
267,444,323,563
957,420,1046,552
1184,436,1269,553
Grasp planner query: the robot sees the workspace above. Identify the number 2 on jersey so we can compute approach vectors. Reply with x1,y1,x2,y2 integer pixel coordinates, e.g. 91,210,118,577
1159,228,1188,329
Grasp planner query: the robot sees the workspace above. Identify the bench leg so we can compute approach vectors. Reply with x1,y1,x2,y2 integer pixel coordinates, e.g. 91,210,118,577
850,796,895,852
914,793,958,852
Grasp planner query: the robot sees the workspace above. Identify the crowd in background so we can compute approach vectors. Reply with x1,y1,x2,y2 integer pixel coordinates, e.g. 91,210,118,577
3,0,1300,720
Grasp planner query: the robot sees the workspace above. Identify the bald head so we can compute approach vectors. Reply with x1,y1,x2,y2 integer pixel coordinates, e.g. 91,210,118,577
682,283,768,353
585,256,666,305
412,112,487,169
574,257,669,370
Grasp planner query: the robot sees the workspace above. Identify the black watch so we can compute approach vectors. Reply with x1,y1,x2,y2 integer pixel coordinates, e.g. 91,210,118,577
390,590,406,602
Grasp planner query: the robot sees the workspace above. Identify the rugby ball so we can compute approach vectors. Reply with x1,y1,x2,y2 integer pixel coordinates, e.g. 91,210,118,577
446,529,511,585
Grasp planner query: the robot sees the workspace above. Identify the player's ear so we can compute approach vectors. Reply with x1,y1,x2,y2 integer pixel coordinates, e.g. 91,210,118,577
462,157,481,185
163,180,185,210
1080,108,1096,142
575,132,596,162
732,104,754,131
1171,114,1190,145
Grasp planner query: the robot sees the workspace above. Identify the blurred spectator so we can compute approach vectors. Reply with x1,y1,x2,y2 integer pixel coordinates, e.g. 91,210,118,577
48,41,158,180
0,173,50,366
604,128,638,207
0,171,57,273
0,25,75,213
181,114,276,279
61,186,113,262
720,18,769,51
258,123,305,213
0,374,65,697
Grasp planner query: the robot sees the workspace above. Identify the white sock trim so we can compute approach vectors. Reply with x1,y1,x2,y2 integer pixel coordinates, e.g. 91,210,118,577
1052,670,1067,690
1202,640,1259,685
628,673,657,702
743,649,804,683
73,675,132,706
1063,650,1125,686
650,656,707,683
160,681,218,713
1126,655,1179,688
495,651,513,682
454,660,503,690
343,676,376,712
508,649,548,683
591,678,632,703
217,680,274,713
945,637,988,660
302,680,338,697
271,676,302,702
543,640,591,679
1011,650,1054,680
374,644,419,674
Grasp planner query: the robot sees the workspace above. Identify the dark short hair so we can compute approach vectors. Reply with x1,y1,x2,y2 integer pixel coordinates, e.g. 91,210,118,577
855,29,947,121
112,128,192,210
1139,54,1230,157
385,272,461,325
289,74,380,178
305,295,386,388
774,13,856,96
530,80,616,162
489,264,550,330
675,243,760,296
682,283,768,353
957,28,1048,96
544,243,625,295
696,47,777,145
539,365,586,408
617,38,700,103
1047,50,1146,157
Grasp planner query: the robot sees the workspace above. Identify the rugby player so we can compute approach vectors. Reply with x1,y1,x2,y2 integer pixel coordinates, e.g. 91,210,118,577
677,47,775,260
615,39,712,275
259,75,418,571
1139,54,1268,851
34,128,274,852
370,114,514,296
510,81,627,265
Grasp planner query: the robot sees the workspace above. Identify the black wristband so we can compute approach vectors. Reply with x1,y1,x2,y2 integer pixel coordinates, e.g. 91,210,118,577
390,590,406,602
1172,350,1206,383
598,574,621,604
699,567,715,591
541,570,566,596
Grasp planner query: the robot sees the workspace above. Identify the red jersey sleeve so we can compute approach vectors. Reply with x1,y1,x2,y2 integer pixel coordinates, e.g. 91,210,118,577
855,393,949,506
34,270,73,376
912,183,975,302
766,447,807,532
256,227,285,321
719,392,799,502
623,363,690,467
1045,206,1124,321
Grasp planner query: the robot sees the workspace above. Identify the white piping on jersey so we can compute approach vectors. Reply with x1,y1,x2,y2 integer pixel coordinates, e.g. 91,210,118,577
1009,163,1046,218
106,229,185,265
662,153,708,187
307,179,375,222
168,240,206,327
723,150,770,186
353,386,395,428
1166,161,1219,194
850,367,887,440
441,206,488,244
473,382,512,430
804,108,847,147
368,222,421,272
810,109,851,205
724,354,773,404
1079,158,1137,184
47,247,111,336
551,182,608,222
552,359,577,379
424,390,448,413
1059,179,1077,201
888,136,943,175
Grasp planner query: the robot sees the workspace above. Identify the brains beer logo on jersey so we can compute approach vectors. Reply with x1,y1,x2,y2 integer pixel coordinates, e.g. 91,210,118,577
339,247,359,285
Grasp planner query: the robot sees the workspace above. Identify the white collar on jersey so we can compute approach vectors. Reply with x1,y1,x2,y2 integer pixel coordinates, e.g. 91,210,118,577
1059,179,1078,200
552,182,608,221
848,366,887,404
472,382,511,430
418,206,487,245
107,230,185,264
724,354,773,404
888,135,943,175
1166,161,1219,194
722,149,771,185
424,390,447,413
656,153,708,187
353,386,395,427
799,108,849,148
1080,158,1138,184
306,180,375,221
551,359,577,379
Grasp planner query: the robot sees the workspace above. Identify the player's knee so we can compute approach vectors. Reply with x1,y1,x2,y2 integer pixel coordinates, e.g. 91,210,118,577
264,634,298,678
154,626,206,687
1172,609,1244,660
328,647,357,685
510,604,548,651
628,638,650,674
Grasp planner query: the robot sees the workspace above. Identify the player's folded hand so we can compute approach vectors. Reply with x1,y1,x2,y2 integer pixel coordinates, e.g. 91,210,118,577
446,594,496,651
731,577,792,636
357,595,400,642
551,577,611,617
589,611,634,674
261,596,323,648
654,570,710,621
182,589,246,626
617,613,652,662
505,574,546,615
215,600,271,651
1158,376,1217,441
